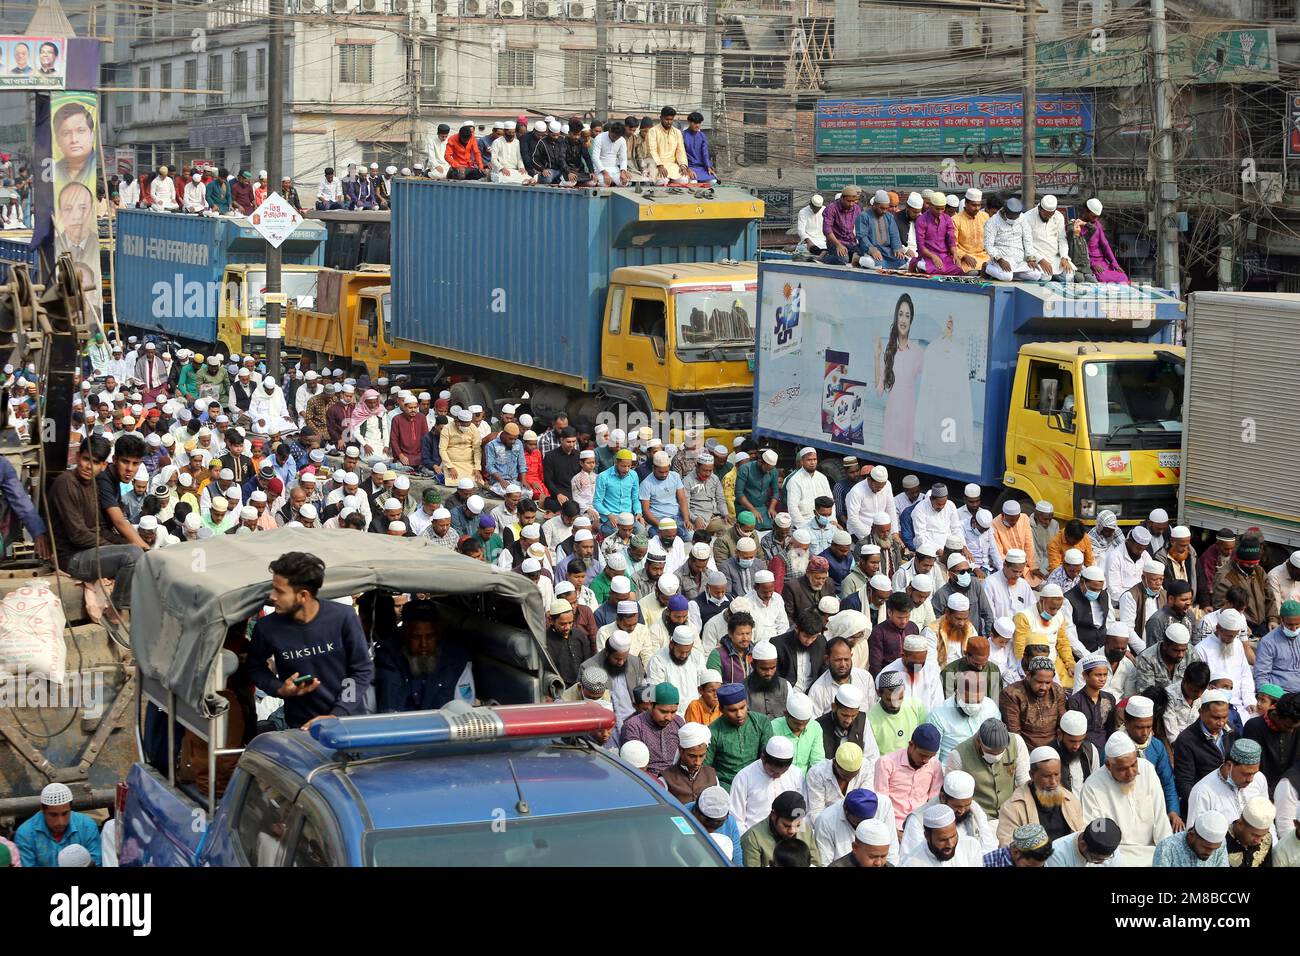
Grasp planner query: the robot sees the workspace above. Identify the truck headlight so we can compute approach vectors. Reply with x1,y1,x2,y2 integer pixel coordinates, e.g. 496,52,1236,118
1079,498,1096,519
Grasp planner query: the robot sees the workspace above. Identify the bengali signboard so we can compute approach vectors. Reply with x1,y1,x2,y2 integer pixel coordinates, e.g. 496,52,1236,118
1037,28,1277,89
50,91,103,326
188,113,251,149
756,187,794,226
1287,91,1300,161
250,192,304,249
0,36,67,89
815,94,1092,158
815,161,1081,196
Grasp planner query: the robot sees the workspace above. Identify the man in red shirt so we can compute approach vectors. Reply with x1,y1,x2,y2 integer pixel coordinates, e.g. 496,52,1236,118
446,121,486,181
389,394,428,468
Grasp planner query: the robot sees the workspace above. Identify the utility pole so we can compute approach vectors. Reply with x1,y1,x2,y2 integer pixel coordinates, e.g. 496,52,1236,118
410,5,421,165
265,0,285,380
595,0,609,119
703,0,718,129
1021,0,1037,206
1150,0,1180,293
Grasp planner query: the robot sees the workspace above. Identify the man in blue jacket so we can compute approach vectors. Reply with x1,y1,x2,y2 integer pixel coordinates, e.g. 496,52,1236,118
855,190,907,269
374,602,473,712
15,783,101,866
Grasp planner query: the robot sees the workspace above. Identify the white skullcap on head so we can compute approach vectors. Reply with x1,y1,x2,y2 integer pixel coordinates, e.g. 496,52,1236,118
831,529,852,546
792,529,812,545
736,536,757,553
729,597,753,614
1087,198,1103,216
993,616,1016,639
785,692,814,722
906,191,924,210
946,593,970,612
1125,695,1154,719
1193,810,1229,843
902,634,928,652
818,596,840,615
1105,620,1130,637
1002,499,1021,516
943,770,975,799
834,684,864,709
671,625,697,646
431,507,451,519
923,804,956,828
1142,558,1165,575
1059,710,1088,736
58,844,94,867
1164,622,1191,645
41,782,74,805
1218,608,1247,632
1104,731,1137,759
964,187,983,202
521,558,543,575
1149,508,1169,523
521,525,541,540
1039,194,1058,212
679,722,711,749
1029,746,1059,765
1039,582,1064,599
610,575,632,594
1005,548,1027,564
1241,797,1276,829
869,573,892,591
855,818,893,846
752,641,778,662
1064,548,1084,566
620,740,650,769
1130,525,1152,545
910,574,933,593
810,193,825,206
240,506,257,521
607,631,632,652
1198,688,1232,707
765,736,795,760
299,503,317,520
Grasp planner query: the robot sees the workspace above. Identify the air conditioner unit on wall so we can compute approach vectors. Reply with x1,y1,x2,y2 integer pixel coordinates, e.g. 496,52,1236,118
623,1,646,22
359,0,383,11
462,0,488,14
331,0,353,12
413,14,432,29
393,0,412,12
434,0,460,13
567,0,593,17
301,0,325,11
499,0,524,14
533,0,559,16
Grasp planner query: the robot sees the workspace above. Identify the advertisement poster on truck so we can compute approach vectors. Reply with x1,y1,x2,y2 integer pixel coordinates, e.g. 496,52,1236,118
757,273,990,477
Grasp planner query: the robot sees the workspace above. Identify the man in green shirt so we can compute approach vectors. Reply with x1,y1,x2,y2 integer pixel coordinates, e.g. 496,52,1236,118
939,635,1003,701
868,669,928,755
733,450,781,531
770,690,826,772
706,682,773,789
741,790,822,867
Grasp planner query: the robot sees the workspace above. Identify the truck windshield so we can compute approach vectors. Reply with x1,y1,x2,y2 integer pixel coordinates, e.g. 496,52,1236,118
1082,359,1184,449
247,270,319,313
365,806,722,867
674,287,756,357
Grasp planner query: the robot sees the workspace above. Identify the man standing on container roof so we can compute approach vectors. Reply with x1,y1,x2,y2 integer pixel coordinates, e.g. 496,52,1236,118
248,551,374,731
1028,195,1075,282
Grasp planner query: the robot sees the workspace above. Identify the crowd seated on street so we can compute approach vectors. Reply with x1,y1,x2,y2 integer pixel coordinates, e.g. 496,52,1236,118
4,322,1299,868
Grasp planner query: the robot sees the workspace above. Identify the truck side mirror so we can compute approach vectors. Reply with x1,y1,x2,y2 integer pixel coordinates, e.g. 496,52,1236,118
1049,410,1076,434
651,335,666,363
1038,378,1058,416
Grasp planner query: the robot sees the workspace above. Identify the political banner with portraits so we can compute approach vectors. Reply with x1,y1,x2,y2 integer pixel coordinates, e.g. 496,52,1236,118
50,90,103,325
0,36,67,89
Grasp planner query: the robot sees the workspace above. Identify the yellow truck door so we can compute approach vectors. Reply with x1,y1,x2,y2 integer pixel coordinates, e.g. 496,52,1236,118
218,268,244,355
601,284,670,413
1008,357,1079,517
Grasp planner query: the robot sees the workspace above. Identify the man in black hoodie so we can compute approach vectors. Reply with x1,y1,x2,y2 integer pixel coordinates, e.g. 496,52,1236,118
562,119,596,187
532,120,568,185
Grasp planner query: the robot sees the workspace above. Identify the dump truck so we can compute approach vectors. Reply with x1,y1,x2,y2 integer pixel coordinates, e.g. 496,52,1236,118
751,263,1187,523
114,209,327,356
390,180,764,444
308,209,391,271
1179,291,1300,552
283,267,418,379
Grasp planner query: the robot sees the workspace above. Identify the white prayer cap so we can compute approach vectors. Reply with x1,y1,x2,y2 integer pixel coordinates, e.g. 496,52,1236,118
620,740,650,769
1125,695,1154,719
974,508,993,528
785,692,814,722
923,804,956,828
184,513,202,531
1063,548,1084,566
210,497,229,513
753,569,775,585
492,120,505,130
910,574,934,594
1218,608,1247,631
548,598,573,616
521,558,543,575
616,512,635,527
729,597,754,615
652,451,671,467
343,473,360,486
1198,688,1232,707
240,506,258,521
946,593,970,612
959,482,980,499
581,449,597,460
810,194,825,207
224,486,241,500
431,507,451,519
1193,810,1229,842
58,844,94,867
1104,731,1137,759
1039,194,1058,212
765,736,795,760
607,552,628,570
395,475,411,490
250,490,268,503
1059,710,1088,736
902,634,928,652
1165,622,1191,645
906,191,924,210
1035,500,1054,515
964,187,983,202
607,631,632,652
869,573,892,591
699,669,723,688
454,408,472,422
869,464,888,482
689,542,712,561
1171,525,1191,540
855,818,893,846
467,495,485,514
945,194,959,207
134,464,150,481
943,770,975,799
547,120,563,133
1141,558,1164,575
1002,499,1021,516
1087,198,1103,215
944,536,965,553
761,449,779,466
736,536,757,553
1078,565,1103,583
818,596,840,615
611,575,633,595
383,497,401,511
671,625,697,646
573,528,594,543
299,503,318,520
792,529,812,546
1150,509,1169,525
831,529,852,546
1241,797,1276,829
1005,548,1027,564
828,609,869,640
139,515,159,531
993,616,1015,639
1029,746,1059,765
752,641,778,662
861,543,883,557
679,723,711,749
1105,620,1130,637
1039,582,1064,599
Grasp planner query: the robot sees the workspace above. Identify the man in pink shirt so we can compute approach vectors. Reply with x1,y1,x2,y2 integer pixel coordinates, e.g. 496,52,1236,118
873,722,944,833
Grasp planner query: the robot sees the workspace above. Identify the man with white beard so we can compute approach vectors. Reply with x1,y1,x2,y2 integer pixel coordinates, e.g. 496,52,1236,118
1193,607,1255,712
1079,731,1172,866
996,748,1084,846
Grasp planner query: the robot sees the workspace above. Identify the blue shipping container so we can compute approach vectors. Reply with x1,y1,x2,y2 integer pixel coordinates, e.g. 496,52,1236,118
390,180,762,387
114,209,326,344
752,264,1183,486
0,235,40,285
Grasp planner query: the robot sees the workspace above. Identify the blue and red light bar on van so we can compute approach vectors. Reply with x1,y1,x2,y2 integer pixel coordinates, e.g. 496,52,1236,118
308,702,615,752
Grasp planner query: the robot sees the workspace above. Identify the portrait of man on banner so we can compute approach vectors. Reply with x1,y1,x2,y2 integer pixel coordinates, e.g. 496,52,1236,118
50,89,103,325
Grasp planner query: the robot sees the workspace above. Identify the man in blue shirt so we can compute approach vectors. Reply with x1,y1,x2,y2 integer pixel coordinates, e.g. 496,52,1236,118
484,423,527,495
15,783,102,867
0,454,50,559
594,449,642,535
639,451,688,527
1255,599,1300,693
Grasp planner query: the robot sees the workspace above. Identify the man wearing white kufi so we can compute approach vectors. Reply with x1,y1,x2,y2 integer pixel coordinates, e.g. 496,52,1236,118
1079,730,1172,866
900,769,997,858
490,120,534,184
659,721,718,805
877,632,943,710
901,803,983,866
1192,607,1255,711
727,735,805,833
744,569,789,640
246,375,294,435
814,785,900,866
1056,709,1100,793
646,625,708,708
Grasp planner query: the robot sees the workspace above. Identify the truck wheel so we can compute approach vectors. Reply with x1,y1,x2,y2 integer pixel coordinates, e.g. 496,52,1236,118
471,381,498,417
993,487,1032,515
448,381,478,411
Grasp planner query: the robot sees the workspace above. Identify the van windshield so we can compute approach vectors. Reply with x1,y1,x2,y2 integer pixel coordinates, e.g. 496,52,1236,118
1082,359,1184,449
365,806,722,867
674,287,756,358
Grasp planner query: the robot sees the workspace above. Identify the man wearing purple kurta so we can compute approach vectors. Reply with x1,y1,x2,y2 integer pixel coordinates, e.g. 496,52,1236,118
683,111,716,184
909,199,963,275
821,186,863,266
1080,198,1129,284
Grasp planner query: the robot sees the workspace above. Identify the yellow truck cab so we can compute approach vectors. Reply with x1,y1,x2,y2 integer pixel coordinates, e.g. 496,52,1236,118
218,263,322,357
284,267,410,379
351,284,410,380
1005,341,1187,523
600,261,757,446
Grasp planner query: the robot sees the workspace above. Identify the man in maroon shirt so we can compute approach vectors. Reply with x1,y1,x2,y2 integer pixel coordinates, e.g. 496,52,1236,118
232,170,257,215
868,591,920,677
389,394,428,468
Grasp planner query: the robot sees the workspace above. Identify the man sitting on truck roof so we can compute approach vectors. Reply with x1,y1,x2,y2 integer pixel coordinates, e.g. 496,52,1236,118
247,551,374,730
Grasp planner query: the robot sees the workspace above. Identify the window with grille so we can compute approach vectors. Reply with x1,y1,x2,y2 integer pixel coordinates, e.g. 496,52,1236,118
1263,0,1297,18
139,66,151,103
497,50,536,88
208,54,224,107
655,52,691,90
419,44,438,104
565,50,597,90
339,44,374,85
184,59,197,103
256,49,267,91
234,50,249,94
160,63,172,101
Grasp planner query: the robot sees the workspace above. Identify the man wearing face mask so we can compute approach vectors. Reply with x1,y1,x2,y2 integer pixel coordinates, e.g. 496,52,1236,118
943,718,1027,821
1012,584,1076,688
928,670,1002,761
1213,530,1279,638
932,552,995,636
1064,564,1110,654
